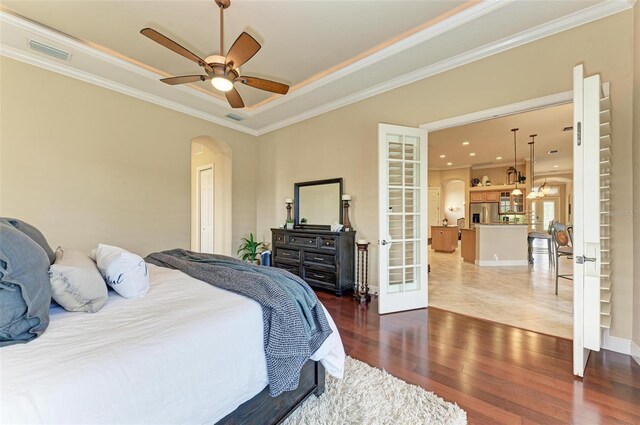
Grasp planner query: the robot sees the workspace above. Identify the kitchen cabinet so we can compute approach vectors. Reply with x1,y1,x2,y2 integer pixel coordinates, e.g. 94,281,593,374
431,226,458,252
485,191,500,202
470,190,501,203
460,229,476,263
499,191,525,214
470,192,486,203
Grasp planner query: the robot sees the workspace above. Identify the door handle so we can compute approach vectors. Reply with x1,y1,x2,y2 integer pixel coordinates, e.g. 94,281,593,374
576,256,596,264
379,240,392,246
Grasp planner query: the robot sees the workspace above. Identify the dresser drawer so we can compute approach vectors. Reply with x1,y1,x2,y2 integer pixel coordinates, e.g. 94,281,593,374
319,237,337,250
274,262,300,276
304,268,337,286
304,251,335,267
288,235,318,248
275,248,300,262
273,233,286,244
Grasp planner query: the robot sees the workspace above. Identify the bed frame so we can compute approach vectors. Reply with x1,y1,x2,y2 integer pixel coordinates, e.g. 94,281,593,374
216,360,325,425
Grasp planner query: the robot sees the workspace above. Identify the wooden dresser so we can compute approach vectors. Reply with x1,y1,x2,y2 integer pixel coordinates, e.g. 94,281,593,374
271,228,355,296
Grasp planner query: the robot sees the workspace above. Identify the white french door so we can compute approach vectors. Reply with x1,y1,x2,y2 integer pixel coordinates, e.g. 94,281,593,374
198,165,214,254
573,64,610,377
530,198,559,231
378,124,428,314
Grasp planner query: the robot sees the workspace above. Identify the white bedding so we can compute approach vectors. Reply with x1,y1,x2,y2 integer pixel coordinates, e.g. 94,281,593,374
0,264,345,425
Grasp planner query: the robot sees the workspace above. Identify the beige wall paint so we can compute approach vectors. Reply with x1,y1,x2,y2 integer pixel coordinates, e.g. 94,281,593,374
443,180,465,223
471,164,523,186
632,2,640,355
0,57,258,257
257,11,636,340
428,168,471,225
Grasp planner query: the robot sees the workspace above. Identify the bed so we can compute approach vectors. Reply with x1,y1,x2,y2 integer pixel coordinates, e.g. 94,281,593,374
0,263,345,424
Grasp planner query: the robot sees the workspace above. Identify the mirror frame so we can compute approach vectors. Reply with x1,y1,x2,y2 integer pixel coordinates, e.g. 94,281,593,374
294,178,343,230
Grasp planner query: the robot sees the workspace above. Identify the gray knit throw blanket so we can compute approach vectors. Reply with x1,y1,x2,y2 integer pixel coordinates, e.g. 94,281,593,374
144,249,332,397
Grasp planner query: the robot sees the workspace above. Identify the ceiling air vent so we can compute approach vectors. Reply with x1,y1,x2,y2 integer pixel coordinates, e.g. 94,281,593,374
29,40,70,61
548,149,559,155
562,126,573,132
225,113,244,121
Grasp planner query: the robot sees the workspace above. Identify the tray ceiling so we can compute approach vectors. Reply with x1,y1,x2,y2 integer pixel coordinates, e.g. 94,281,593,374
0,0,631,135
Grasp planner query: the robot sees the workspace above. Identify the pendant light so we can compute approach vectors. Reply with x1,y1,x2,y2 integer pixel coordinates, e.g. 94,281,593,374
511,128,523,196
526,134,544,199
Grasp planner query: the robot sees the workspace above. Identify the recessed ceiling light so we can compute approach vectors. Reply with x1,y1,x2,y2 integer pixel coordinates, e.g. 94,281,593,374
447,162,453,166
553,165,559,168
462,141,470,146
496,156,502,160
439,154,446,158
469,153,476,156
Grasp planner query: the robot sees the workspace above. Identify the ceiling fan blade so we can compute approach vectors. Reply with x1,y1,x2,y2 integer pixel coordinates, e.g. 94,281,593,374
226,32,261,68
141,28,212,72
160,75,210,85
225,86,245,109
240,76,289,95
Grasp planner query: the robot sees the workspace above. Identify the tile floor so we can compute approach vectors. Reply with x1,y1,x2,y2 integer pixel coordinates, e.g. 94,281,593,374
428,239,573,339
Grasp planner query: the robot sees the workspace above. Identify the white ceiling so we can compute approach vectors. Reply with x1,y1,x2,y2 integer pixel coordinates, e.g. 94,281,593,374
0,0,632,135
428,103,574,174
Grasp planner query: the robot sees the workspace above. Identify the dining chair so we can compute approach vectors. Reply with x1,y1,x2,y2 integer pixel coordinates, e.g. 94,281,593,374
551,222,573,295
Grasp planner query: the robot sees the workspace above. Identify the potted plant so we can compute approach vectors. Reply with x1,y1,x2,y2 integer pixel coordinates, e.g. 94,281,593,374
237,233,267,265
285,219,294,229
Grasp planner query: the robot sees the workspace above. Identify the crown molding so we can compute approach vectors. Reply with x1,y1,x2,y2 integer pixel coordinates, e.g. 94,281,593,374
1,44,259,136
0,0,632,137
258,0,629,135
248,0,511,114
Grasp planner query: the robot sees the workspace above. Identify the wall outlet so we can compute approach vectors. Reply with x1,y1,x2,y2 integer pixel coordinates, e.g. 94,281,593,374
493,254,499,261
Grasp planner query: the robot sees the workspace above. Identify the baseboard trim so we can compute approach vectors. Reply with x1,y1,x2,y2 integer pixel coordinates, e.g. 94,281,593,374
475,259,529,267
631,340,640,367
601,330,631,355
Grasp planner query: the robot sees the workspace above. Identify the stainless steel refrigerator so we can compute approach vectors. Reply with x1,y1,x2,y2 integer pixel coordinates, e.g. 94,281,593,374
470,203,499,227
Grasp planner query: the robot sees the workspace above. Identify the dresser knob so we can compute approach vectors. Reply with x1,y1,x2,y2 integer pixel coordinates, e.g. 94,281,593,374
310,240,314,244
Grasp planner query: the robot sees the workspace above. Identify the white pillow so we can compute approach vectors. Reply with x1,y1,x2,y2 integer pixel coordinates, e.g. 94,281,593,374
49,248,108,313
95,244,149,298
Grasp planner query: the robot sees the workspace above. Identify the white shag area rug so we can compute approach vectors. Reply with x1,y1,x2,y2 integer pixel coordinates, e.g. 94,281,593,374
282,356,467,425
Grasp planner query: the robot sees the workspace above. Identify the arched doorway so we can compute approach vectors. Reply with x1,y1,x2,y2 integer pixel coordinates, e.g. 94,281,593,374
190,136,232,256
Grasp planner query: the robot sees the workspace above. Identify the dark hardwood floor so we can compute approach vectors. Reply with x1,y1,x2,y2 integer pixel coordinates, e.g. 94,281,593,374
318,293,640,425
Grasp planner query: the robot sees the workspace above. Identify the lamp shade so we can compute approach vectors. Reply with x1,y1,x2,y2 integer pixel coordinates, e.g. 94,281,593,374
512,188,523,196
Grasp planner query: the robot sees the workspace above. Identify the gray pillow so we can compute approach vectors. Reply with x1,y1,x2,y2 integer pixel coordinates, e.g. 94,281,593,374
0,222,52,347
1,218,55,265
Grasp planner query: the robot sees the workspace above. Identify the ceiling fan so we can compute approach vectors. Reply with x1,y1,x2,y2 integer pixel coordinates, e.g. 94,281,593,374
140,0,289,109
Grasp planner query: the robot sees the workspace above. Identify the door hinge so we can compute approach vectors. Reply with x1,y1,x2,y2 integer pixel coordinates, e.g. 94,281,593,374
577,122,582,146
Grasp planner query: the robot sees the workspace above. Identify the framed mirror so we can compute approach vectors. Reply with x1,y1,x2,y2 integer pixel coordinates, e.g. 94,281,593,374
294,178,343,229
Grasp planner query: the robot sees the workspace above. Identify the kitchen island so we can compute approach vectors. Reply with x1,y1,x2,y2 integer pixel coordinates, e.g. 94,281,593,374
474,224,529,266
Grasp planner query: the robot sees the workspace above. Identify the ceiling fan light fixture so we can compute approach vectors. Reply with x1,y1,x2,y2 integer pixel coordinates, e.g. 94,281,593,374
212,76,234,92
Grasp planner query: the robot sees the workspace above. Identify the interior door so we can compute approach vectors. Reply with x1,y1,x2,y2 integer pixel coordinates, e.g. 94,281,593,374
573,64,607,377
378,124,428,314
199,166,214,254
